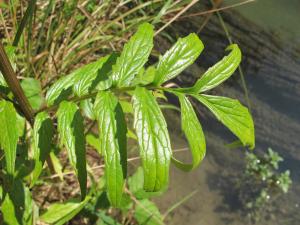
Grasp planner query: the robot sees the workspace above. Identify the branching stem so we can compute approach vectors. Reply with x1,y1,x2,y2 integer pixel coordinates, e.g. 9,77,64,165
34,85,166,115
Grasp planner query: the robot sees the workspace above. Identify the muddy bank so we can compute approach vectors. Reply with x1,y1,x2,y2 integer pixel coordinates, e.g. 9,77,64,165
154,6,300,225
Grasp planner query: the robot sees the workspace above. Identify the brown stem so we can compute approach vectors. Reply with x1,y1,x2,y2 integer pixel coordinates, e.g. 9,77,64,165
0,41,34,125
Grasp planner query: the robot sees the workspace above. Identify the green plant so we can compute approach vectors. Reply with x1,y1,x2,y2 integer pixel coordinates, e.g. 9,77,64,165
238,148,292,222
0,21,254,224
0,0,189,88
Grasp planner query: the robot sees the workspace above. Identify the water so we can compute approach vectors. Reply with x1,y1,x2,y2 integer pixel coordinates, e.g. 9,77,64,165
155,1,300,224
224,0,300,44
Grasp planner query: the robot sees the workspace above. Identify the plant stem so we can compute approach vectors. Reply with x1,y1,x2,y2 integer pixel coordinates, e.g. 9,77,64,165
163,189,198,220
0,41,34,125
35,85,161,115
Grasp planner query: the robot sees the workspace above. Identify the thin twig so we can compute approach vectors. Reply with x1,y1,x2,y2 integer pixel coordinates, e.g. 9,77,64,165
155,0,199,36
125,187,164,225
162,189,198,220
197,0,223,33
43,148,189,180
180,0,256,19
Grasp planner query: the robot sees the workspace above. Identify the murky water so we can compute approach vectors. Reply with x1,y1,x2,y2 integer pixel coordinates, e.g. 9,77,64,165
154,1,300,224
224,0,300,43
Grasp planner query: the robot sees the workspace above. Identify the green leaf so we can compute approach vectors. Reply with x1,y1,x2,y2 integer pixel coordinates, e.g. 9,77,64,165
40,197,90,225
73,54,117,97
49,151,63,181
21,78,44,110
57,101,87,198
23,186,38,225
80,99,95,120
134,199,164,225
193,94,255,149
153,33,204,85
132,87,172,192
191,44,241,93
46,54,117,105
45,75,74,106
225,140,243,149
112,23,154,87
172,94,206,171
2,192,20,225
133,66,156,86
86,133,101,154
2,180,36,225
119,100,133,114
94,91,127,207
95,53,119,91
16,113,26,137
128,167,164,199
0,100,18,176
96,211,122,225
127,129,137,140
31,112,54,186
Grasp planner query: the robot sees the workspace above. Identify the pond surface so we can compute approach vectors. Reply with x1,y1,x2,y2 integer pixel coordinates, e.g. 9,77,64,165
154,1,300,224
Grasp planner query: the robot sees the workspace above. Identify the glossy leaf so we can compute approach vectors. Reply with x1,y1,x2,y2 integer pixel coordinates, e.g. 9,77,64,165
134,199,164,225
80,99,95,120
73,54,117,96
31,112,54,186
128,167,164,199
94,91,127,207
133,66,156,85
46,55,115,105
172,94,206,171
73,56,110,96
40,197,90,225
193,94,255,149
132,87,172,192
21,78,43,110
0,100,18,176
153,33,204,85
112,23,154,87
57,101,87,198
45,75,74,106
191,44,241,93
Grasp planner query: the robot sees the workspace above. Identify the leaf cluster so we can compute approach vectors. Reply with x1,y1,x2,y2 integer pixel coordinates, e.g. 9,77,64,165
0,22,255,224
